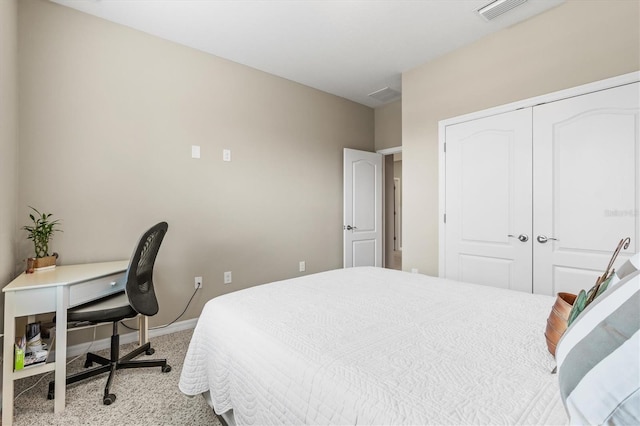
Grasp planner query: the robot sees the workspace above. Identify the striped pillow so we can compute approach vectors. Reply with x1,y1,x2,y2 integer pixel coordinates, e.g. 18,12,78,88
556,269,639,425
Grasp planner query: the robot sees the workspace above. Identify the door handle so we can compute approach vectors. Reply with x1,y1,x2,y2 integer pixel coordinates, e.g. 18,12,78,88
537,235,559,244
508,234,529,242
344,225,357,231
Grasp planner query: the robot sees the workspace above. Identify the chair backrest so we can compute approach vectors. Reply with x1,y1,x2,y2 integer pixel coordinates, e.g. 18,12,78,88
125,222,168,316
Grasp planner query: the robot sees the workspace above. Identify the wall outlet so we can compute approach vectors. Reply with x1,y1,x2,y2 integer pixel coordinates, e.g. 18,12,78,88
411,268,419,274
194,276,203,289
224,271,232,284
299,261,306,272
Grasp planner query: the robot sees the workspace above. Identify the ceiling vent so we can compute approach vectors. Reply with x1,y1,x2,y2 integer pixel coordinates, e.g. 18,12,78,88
477,0,528,21
368,87,401,103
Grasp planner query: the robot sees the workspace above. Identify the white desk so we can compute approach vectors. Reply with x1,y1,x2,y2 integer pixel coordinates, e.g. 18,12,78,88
2,260,148,425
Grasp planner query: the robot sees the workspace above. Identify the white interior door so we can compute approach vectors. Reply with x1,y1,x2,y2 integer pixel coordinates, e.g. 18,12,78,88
532,82,640,295
444,109,533,292
343,148,383,267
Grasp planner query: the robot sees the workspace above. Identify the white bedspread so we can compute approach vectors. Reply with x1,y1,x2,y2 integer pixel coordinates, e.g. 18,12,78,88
179,267,568,425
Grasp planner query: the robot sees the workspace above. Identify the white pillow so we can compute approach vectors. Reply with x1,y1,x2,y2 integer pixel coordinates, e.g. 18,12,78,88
613,252,639,284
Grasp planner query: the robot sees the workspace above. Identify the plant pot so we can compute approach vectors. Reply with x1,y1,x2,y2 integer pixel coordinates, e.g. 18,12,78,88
31,254,58,272
544,292,576,357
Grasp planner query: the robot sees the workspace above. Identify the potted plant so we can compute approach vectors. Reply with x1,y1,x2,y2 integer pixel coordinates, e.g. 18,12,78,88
22,206,62,272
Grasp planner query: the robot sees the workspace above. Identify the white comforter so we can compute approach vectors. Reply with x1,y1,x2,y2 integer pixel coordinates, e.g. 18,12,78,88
179,267,568,425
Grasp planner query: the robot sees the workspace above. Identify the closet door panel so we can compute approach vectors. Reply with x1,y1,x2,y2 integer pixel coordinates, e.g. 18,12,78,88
533,82,639,296
445,109,532,292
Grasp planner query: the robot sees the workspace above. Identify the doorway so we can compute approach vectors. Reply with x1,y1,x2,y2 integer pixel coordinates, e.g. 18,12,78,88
381,148,402,270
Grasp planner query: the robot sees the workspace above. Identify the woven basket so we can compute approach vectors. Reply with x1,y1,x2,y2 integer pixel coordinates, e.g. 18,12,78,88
544,292,576,357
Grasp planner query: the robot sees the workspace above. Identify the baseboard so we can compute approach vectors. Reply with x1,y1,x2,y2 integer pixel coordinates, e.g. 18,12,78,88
65,317,198,359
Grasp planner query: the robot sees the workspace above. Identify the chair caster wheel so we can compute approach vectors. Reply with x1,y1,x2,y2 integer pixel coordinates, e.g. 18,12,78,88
145,348,155,356
162,365,172,373
103,393,116,405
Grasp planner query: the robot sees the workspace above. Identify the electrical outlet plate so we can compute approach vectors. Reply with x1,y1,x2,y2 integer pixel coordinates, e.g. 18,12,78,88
194,276,203,289
299,261,306,272
224,271,232,284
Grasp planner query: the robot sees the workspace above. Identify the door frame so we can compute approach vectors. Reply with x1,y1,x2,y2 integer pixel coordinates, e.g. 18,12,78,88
378,146,402,268
394,177,401,251
438,71,640,277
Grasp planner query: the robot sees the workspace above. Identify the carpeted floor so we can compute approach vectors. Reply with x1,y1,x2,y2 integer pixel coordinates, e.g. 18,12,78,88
8,329,221,425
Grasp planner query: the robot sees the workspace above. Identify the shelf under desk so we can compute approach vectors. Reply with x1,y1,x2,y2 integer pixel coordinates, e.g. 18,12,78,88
1,260,149,426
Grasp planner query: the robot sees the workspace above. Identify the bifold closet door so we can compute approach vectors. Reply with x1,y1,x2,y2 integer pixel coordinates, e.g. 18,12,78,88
532,82,640,296
444,109,533,292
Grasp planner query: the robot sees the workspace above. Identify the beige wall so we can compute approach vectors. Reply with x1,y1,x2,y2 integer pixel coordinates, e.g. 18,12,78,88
15,0,373,339
402,0,640,276
374,100,401,151
0,0,19,333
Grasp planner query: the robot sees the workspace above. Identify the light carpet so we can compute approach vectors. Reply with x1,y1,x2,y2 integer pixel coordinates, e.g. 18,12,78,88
9,329,221,426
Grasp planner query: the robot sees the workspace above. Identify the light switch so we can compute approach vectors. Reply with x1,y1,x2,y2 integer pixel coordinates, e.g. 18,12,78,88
223,149,231,162
191,145,201,159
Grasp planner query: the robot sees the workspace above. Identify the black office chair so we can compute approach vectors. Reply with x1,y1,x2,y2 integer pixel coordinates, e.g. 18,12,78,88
48,222,172,405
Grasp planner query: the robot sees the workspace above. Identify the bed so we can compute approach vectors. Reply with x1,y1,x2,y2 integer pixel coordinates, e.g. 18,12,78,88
179,267,576,425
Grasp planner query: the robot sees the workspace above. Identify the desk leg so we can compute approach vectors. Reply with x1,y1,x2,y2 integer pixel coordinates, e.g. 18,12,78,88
54,286,69,414
138,315,149,346
3,292,16,426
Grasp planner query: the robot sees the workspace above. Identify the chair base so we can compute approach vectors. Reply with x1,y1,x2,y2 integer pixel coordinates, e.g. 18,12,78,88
48,324,171,405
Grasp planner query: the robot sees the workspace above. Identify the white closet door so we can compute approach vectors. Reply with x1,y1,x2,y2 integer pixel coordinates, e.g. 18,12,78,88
533,82,640,296
445,109,533,292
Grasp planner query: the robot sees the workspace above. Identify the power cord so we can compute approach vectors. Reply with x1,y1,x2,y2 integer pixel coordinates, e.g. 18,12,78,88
120,286,199,331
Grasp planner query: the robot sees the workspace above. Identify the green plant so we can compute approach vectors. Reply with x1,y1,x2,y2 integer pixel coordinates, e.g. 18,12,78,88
22,206,62,258
567,237,630,326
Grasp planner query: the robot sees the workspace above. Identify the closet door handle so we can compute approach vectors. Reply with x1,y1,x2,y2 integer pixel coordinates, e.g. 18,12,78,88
537,235,558,244
508,234,529,242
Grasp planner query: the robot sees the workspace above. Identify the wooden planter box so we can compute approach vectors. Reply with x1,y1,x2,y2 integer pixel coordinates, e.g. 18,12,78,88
28,255,57,272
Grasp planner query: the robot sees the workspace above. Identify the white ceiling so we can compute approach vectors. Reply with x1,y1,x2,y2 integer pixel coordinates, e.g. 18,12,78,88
51,0,564,108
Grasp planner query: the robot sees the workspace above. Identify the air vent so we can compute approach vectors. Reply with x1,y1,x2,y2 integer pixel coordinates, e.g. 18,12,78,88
368,87,401,103
477,0,528,21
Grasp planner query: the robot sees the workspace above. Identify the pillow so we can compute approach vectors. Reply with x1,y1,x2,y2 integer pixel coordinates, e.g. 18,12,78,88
613,251,639,283
556,269,639,425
